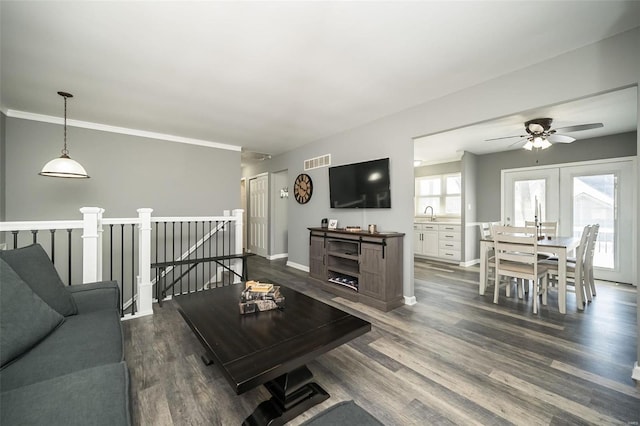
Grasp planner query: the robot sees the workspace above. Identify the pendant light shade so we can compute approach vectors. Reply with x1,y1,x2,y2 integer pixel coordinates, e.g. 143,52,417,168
39,91,90,178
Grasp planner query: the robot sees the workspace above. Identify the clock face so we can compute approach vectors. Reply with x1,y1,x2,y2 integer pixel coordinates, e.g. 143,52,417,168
294,173,313,204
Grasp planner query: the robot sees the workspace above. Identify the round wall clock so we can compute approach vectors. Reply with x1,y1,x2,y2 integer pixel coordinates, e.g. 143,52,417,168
293,173,313,204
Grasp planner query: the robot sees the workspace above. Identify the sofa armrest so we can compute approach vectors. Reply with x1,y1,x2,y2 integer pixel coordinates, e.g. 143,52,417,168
67,281,120,314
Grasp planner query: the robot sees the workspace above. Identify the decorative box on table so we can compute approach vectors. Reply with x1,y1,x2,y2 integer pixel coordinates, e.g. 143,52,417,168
239,281,285,314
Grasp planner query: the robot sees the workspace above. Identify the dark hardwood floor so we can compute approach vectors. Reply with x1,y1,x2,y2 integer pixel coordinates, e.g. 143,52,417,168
123,256,639,425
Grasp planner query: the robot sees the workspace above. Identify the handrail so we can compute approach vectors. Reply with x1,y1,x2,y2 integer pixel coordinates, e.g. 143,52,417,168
151,252,255,306
0,220,83,231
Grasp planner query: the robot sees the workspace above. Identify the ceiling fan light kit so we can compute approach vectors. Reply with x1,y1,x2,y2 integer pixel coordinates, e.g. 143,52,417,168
39,91,90,179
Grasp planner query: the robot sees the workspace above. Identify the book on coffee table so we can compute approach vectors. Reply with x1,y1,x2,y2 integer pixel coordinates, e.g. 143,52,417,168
239,282,285,314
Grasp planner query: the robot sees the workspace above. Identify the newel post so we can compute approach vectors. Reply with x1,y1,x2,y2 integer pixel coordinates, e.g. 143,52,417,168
233,209,244,255
80,207,104,283
137,208,154,316
233,209,244,282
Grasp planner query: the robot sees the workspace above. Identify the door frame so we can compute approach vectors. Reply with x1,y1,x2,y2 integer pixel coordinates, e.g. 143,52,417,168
501,156,637,284
247,172,269,257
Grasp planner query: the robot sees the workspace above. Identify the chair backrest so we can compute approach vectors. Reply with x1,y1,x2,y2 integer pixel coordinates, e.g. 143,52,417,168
540,221,558,237
479,222,492,239
524,221,558,237
480,222,501,239
492,226,540,279
573,225,592,278
583,224,600,269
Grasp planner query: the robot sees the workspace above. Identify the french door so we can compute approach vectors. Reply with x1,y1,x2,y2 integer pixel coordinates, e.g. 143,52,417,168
503,158,636,284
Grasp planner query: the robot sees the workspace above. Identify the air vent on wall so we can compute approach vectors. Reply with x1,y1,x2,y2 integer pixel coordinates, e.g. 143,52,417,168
304,154,331,171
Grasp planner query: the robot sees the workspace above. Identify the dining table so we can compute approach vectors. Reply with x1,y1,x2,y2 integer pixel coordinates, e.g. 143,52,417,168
479,235,582,314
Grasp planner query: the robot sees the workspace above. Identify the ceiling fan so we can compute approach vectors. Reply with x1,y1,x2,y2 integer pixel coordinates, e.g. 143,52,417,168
486,117,603,150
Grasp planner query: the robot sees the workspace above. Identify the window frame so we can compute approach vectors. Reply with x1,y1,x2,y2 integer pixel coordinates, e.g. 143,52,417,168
415,172,462,218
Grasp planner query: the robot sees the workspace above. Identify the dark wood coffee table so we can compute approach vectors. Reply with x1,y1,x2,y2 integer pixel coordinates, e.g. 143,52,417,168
173,282,371,426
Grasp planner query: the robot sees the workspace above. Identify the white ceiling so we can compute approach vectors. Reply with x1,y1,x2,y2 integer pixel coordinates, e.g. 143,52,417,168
2,1,639,161
414,86,638,165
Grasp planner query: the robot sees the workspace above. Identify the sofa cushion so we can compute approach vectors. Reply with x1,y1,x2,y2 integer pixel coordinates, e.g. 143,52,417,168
0,361,131,426
68,280,121,314
0,259,64,368
0,244,78,317
0,308,123,391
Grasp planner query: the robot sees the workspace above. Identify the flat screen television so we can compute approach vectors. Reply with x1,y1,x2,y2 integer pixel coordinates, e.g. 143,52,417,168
328,158,391,208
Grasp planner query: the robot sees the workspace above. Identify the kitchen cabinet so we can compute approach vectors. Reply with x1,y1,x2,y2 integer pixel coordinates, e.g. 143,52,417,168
413,223,438,257
414,222,461,263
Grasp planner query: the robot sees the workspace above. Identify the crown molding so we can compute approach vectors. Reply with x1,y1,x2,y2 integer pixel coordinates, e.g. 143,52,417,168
5,109,241,152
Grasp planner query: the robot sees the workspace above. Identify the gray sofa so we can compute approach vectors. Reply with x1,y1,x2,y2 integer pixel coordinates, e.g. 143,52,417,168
0,244,131,426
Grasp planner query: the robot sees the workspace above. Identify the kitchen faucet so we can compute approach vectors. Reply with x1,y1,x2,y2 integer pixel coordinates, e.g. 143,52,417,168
423,206,434,221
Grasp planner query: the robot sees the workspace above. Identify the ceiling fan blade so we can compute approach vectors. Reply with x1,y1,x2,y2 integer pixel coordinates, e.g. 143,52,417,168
508,138,527,148
485,134,527,141
554,123,603,133
547,134,575,143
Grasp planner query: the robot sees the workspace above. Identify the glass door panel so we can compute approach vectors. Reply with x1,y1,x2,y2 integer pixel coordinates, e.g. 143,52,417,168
503,168,559,227
513,179,545,226
573,174,615,269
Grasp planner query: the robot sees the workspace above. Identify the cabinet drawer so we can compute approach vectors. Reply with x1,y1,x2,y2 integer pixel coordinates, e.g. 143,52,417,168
413,223,423,231
439,232,461,242
422,224,438,231
439,240,461,251
438,224,460,233
439,249,461,260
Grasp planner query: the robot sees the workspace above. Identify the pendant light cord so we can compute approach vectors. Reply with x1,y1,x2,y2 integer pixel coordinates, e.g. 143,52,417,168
62,95,69,156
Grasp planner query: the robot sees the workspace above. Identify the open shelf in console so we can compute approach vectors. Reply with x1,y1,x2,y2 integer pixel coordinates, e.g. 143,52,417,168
326,238,360,292
327,271,358,292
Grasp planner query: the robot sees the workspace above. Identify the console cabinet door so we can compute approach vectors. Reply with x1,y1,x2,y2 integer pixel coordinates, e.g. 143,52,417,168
309,235,326,280
359,243,385,299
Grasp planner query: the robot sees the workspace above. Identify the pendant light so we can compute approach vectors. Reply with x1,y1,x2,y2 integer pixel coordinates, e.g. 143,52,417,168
39,91,90,178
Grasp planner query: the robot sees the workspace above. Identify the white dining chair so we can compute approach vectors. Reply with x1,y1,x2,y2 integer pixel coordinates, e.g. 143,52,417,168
480,222,501,289
492,225,549,314
539,224,591,310
583,224,600,301
524,221,558,238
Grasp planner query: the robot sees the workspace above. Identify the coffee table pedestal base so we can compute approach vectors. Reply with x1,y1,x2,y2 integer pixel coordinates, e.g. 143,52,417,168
243,366,330,426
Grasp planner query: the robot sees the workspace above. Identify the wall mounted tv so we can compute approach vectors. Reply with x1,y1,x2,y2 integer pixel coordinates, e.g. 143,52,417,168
328,158,391,208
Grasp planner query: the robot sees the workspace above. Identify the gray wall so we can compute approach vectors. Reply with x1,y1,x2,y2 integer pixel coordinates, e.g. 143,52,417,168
475,131,637,222
462,152,478,262
270,169,288,256
243,28,639,304
1,113,6,223
4,117,241,220
414,160,461,178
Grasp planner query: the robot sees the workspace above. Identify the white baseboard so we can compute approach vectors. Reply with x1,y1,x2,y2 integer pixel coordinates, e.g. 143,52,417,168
286,261,309,273
120,310,153,321
460,259,479,267
404,296,417,305
267,253,288,260
632,362,640,381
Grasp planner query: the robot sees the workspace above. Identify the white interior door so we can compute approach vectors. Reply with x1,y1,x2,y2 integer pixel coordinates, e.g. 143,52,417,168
248,174,268,257
503,158,636,284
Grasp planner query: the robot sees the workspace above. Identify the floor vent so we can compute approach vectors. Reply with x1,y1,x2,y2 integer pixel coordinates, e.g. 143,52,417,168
304,154,331,171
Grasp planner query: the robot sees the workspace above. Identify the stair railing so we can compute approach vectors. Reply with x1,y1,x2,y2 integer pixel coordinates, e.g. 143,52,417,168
0,207,243,319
